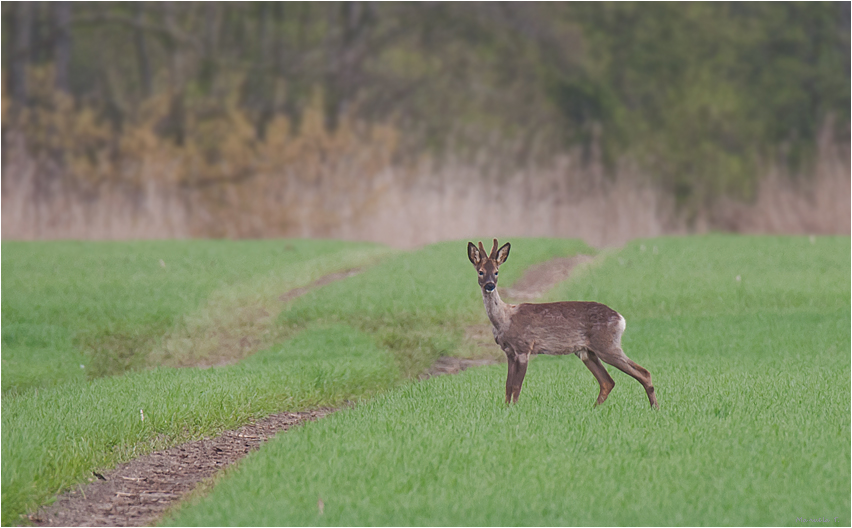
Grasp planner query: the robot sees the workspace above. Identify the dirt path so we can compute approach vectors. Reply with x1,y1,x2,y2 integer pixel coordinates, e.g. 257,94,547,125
502,255,594,301
276,267,362,303
28,254,592,527
161,267,365,369
30,410,332,527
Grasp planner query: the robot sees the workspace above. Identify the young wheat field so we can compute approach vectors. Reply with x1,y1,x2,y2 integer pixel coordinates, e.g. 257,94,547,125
163,236,850,526
2,236,848,526
1,237,587,524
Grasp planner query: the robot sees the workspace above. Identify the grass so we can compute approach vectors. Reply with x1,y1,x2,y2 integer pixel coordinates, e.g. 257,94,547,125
1,239,391,393
279,238,595,376
2,324,398,526
163,235,850,526
1,237,392,526
547,235,848,320
1,237,589,525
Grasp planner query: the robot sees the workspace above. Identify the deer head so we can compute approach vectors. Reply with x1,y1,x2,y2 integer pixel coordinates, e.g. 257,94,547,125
467,239,511,293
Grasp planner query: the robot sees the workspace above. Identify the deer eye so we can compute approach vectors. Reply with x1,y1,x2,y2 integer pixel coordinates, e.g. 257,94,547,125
478,271,484,276
494,271,498,276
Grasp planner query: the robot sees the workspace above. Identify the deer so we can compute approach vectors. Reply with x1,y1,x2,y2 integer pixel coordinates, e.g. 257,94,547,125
467,239,658,408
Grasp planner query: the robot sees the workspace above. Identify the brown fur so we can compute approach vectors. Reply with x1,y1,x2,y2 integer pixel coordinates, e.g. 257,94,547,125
468,239,658,407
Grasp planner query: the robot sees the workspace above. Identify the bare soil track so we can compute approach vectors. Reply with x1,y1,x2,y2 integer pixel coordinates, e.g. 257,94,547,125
30,410,332,527
502,255,594,301
26,254,592,527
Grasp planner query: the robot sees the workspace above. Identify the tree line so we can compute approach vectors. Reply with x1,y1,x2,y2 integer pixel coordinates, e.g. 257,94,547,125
2,2,849,207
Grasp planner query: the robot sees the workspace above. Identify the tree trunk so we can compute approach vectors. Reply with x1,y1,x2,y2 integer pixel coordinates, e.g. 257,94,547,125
324,1,371,131
53,2,72,94
11,1,33,102
197,2,221,93
133,3,152,98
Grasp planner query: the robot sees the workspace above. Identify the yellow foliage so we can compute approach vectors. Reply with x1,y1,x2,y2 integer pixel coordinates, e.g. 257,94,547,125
3,67,400,239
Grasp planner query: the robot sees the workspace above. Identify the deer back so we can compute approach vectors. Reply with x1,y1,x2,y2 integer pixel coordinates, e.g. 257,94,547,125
499,301,624,356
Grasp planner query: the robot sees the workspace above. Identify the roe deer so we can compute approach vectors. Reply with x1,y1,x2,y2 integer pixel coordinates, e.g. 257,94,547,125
467,239,658,408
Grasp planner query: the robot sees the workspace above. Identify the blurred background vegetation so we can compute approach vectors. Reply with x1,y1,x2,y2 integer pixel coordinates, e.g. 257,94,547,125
2,2,849,245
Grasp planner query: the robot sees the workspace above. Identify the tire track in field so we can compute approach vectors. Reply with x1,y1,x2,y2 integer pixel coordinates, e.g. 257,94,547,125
28,267,364,528
29,410,333,527
154,267,365,369
28,255,593,527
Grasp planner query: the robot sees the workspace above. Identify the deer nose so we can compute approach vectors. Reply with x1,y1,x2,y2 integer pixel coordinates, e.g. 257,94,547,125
484,282,496,292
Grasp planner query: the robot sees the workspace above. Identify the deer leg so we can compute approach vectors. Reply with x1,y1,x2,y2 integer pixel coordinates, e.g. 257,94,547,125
597,347,658,408
505,354,517,404
511,352,529,403
579,350,615,406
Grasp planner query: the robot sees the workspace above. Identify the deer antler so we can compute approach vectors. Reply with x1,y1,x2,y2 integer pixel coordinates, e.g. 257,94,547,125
489,239,499,260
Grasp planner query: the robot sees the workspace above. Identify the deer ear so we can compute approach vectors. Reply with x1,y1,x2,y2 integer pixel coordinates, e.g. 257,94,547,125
495,242,511,265
467,242,482,266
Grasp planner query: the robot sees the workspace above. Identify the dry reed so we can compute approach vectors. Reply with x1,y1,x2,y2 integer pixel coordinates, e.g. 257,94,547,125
710,120,851,236
2,84,848,247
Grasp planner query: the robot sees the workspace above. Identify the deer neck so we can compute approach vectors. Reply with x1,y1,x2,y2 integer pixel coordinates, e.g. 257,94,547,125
482,288,514,332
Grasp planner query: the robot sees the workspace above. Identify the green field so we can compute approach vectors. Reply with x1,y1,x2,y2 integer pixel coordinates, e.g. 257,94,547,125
163,236,851,526
277,238,594,376
1,237,590,525
1,239,392,393
2,236,848,526
1,239,394,524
